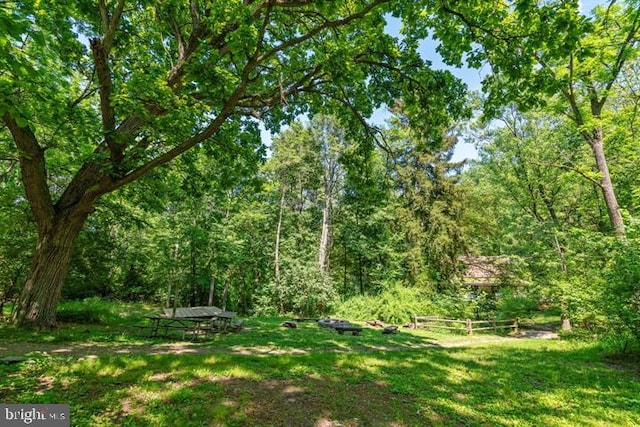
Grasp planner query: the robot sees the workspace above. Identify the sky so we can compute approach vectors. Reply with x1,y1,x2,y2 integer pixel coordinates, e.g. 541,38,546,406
371,14,486,163
261,0,604,162
380,0,604,162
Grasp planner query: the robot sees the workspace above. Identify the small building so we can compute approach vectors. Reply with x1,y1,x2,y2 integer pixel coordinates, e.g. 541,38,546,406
458,256,515,293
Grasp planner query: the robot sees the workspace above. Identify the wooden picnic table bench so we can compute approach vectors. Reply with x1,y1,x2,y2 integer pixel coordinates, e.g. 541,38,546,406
137,316,217,340
163,306,237,332
135,306,241,339
317,318,363,336
334,325,363,336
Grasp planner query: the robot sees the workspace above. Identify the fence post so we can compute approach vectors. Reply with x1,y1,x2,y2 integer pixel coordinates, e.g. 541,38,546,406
492,318,497,333
414,314,418,329
514,318,519,333
466,318,473,335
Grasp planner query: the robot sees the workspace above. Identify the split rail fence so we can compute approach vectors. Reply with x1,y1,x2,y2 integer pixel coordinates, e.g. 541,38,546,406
413,315,519,335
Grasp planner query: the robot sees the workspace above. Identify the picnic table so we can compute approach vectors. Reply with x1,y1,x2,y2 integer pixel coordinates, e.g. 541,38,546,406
317,318,363,336
137,306,239,340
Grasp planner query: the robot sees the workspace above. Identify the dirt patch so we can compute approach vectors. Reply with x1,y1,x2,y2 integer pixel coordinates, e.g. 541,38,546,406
0,332,557,359
605,353,640,380
0,336,521,358
0,342,207,357
513,330,559,339
36,375,55,393
217,377,425,427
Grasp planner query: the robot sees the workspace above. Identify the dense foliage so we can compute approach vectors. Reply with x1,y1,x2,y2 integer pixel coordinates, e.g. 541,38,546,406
2,304,640,426
0,0,467,327
0,0,639,351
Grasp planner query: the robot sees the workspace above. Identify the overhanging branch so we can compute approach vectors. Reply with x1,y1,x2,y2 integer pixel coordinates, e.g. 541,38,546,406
2,112,54,234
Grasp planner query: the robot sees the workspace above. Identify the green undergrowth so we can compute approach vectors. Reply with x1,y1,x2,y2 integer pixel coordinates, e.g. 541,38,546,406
0,312,475,352
332,285,541,326
0,299,158,344
1,300,639,426
1,337,639,426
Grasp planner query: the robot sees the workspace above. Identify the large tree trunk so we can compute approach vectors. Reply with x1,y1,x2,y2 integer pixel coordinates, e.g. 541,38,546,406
318,130,339,275
274,185,286,313
12,209,91,328
4,110,104,329
589,127,625,236
274,185,285,285
318,195,332,274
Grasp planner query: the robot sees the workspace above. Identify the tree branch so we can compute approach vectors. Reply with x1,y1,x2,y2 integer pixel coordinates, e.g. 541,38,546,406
597,6,640,111
2,112,54,234
90,38,121,163
257,0,390,63
527,159,603,188
438,1,540,42
105,49,265,193
99,0,393,193
305,87,385,150
237,63,325,110
98,0,125,52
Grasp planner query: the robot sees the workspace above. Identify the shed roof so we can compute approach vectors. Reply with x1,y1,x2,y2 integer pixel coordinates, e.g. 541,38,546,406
459,256,512,287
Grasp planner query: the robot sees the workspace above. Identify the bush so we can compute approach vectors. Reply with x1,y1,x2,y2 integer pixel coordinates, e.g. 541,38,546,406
496,290,538,321
598,330,640,355
604,239,640,348
334,284,539,325
429,291,472,319
333,285,437,324
56,298,152,325
254,260,338,317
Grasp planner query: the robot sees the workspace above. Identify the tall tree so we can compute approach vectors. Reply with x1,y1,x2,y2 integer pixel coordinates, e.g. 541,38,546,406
268,121,321,310
426,0,640,235
0,0,466,327
310,116,345,275
461,108,636,330
385,112,467,283
336,143,402,295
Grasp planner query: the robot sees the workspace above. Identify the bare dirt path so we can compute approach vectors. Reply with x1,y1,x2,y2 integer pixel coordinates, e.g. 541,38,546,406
0,332,556,359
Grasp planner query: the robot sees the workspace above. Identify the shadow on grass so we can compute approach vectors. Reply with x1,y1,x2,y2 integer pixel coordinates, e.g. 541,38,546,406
0,316,449,360
208,318,443,355
1,339,639,426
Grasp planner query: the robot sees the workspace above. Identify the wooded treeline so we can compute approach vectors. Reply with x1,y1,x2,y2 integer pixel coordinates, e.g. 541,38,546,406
1,0,639,346
2,112,465,312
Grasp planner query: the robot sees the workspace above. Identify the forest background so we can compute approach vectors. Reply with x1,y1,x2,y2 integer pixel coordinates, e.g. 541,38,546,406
1,0,639,350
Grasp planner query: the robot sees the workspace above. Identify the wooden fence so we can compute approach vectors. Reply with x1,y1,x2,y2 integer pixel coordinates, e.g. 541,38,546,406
413,315,519,335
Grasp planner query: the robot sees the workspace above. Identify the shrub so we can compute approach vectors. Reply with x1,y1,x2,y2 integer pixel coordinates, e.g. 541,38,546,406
255,260,338,317
604,239,640,348
334,284,539,325
495,290,538,321
333,285,437,324
429,290,472,319
56,298,152,325
56,298,112,324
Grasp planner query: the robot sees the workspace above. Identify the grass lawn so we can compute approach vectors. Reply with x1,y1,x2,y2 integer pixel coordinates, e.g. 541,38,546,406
1,302,639,426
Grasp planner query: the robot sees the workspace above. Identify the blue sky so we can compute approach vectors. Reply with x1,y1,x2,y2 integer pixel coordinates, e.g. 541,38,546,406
261,1,604,161
403,0,604,161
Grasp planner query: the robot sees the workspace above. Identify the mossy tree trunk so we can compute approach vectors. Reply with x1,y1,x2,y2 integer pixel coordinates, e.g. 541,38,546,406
12,207,92,328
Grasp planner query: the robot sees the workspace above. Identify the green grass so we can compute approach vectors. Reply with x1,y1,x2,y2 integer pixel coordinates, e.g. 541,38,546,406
0,299,158,344
527,309,562,326
1,301,639,426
